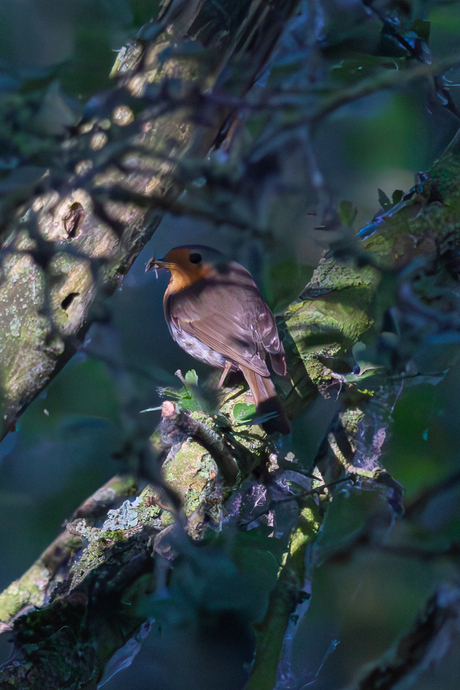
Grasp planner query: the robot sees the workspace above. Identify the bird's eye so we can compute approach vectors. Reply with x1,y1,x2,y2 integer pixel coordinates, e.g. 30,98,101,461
189,252,202,264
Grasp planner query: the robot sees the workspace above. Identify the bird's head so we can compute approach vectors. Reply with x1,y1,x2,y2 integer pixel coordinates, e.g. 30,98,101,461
146,245,224,291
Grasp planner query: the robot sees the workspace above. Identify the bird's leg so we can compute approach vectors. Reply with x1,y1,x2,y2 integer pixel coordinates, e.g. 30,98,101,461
217,361,232,388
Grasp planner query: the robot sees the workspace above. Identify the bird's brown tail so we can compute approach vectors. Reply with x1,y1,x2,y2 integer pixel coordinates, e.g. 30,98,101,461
241,366,290,435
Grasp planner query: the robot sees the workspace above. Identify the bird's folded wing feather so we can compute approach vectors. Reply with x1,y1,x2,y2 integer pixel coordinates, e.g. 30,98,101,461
167,279,278,376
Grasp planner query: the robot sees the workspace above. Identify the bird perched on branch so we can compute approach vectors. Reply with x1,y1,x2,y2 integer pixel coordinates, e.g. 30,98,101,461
146,245,290,435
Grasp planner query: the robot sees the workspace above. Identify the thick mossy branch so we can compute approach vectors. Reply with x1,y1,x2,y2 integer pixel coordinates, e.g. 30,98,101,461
0,473,138,632
284,132,460,423
0,392,322,688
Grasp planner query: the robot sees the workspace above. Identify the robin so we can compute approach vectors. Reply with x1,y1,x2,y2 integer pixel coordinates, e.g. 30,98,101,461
146,245,290,435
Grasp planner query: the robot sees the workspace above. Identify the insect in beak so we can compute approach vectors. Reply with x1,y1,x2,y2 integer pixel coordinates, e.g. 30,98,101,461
146,256,175,282
145,258,158,278
145,257,167,278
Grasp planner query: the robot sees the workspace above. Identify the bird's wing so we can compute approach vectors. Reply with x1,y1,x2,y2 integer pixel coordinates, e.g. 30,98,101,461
253,301,286,375
167,275,275,376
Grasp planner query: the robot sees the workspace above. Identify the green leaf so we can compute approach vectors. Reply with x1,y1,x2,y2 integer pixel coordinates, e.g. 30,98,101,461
378,188,392,211
411,19,430,42
233,402,256,424
392,189,404,204
338,199,357,227
159,370,219,413
184,369,199,386
331,55,401,83
158,386,201,411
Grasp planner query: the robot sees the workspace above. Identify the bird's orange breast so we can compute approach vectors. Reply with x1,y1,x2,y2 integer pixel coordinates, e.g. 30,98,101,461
164,263,213,299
